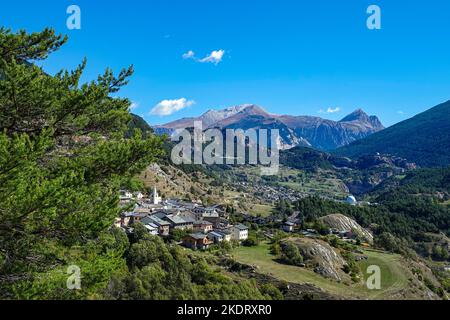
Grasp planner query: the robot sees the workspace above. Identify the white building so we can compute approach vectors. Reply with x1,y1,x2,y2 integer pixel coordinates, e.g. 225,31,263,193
134,192,144,200
231,224,249,241
218,230,232,242
208,231,225,243
144,223,159,236
282,221,295,233
346,195,357,205
119,190,133,200
152,187,162,205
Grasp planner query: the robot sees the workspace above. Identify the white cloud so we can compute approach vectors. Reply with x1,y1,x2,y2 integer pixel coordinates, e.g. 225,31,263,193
397,110,405,115
129,102,139,111
182,50,195,60
199,50,225,65
150,98,195,116
327,107,341,113
319,107,341,114
182,49,226,65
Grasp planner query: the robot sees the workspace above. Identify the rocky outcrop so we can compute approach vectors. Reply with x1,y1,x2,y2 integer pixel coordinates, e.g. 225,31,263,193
282,238,348,281
320,214,373,243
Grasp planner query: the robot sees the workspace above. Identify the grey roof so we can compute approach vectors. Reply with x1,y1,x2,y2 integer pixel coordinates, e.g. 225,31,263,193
140,216,154,225
188,233,208,240
203,212,219,218
166,199,181,204
141,203,164,209
165,215,193,225
129,213,148,218
216,229,232,235
194,220,213,225
152,211,168,219
143,215,170,226
233,224,249,231
144,223,158,230
182,216,196,223
181,203,198,209
134,207,152,213
208,231,224,238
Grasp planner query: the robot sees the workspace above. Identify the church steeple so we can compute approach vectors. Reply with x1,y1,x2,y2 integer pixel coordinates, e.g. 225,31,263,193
152,186,162,205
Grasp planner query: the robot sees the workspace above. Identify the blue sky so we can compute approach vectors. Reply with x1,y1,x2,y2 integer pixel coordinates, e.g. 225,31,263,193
1,0,450,127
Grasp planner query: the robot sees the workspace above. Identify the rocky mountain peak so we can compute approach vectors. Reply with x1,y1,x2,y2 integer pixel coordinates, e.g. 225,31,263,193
339,109,384,130
368,115,383,129
199,105,249,127
340,109,370,122
239,104,268,115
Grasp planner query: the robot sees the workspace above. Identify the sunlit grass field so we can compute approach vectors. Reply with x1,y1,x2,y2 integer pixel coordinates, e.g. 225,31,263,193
233,242,410,299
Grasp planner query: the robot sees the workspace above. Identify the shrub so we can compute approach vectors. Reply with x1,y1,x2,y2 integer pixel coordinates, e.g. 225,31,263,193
280,243,304,266
242,236,259,247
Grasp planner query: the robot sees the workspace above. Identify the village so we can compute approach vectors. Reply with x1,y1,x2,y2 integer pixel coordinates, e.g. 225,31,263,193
234,180,302,203
115,187,365,251
115,187,249,250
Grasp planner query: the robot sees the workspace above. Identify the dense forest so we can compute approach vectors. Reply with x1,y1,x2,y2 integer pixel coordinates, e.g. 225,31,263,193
126,114,153,138
280,146,334,171
289,167,450,258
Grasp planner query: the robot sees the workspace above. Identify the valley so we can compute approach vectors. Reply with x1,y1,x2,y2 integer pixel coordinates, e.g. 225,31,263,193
112,80,450,302
132,137,449,300
2,8,450,304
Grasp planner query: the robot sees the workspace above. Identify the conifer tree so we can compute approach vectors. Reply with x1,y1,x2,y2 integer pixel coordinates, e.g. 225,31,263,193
0,28,164,298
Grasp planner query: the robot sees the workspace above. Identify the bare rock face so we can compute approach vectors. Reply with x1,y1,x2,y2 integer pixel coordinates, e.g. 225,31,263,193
320,214,374,244
283,238,348,281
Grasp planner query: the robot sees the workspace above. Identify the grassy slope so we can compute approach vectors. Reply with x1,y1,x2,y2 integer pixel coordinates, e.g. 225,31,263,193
233,242,411,300
249,204,274,217
139,164,267,210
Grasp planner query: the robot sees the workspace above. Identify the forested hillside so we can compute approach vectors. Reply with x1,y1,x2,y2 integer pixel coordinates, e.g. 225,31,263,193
335,100,450,167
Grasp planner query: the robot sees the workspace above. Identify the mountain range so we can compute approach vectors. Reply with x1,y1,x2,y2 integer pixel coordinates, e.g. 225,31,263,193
153,104,384,150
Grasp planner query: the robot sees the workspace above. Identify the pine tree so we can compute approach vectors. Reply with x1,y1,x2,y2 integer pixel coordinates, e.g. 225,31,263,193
0,28,164,299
